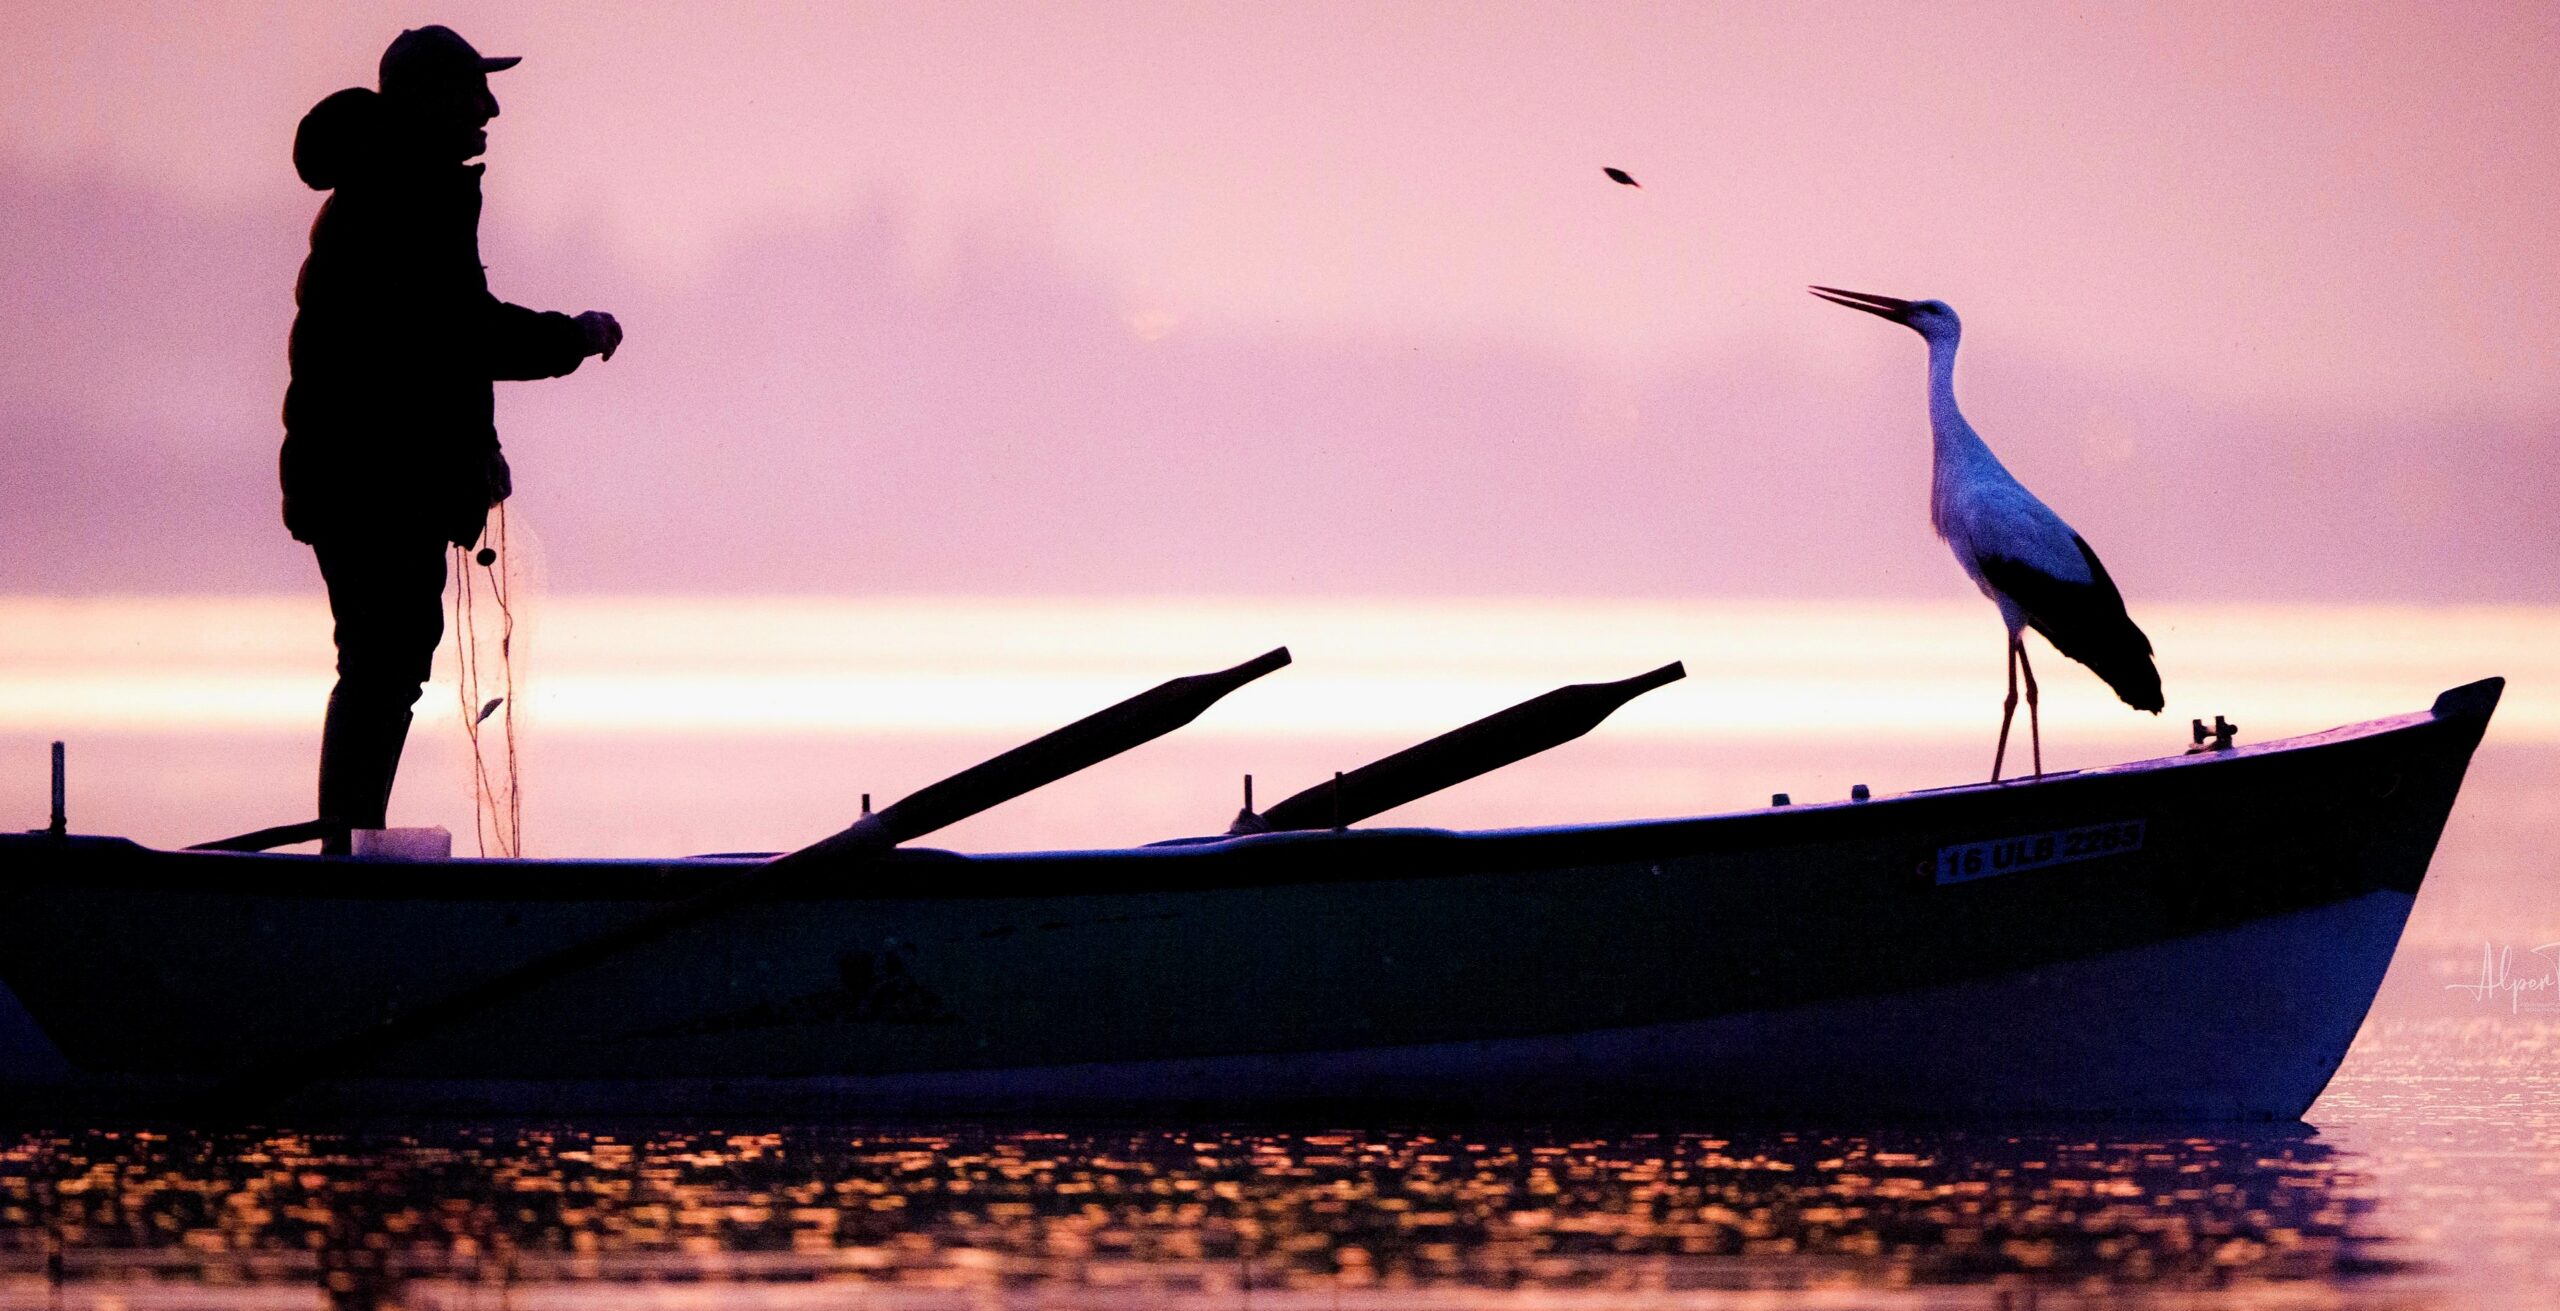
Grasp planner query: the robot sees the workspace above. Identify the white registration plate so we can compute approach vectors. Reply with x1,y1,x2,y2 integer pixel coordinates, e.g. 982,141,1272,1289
1934,820,2146,885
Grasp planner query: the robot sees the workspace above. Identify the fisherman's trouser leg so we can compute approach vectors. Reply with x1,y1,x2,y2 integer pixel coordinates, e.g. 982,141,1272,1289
312,535,448,852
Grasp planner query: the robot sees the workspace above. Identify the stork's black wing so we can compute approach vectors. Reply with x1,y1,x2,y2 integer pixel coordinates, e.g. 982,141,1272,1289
1978,536,2164,712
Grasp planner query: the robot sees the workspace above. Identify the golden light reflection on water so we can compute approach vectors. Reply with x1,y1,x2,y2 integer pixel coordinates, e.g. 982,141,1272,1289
0,1028,2544,1310
4,596,2553,743
0,1120,2408,1308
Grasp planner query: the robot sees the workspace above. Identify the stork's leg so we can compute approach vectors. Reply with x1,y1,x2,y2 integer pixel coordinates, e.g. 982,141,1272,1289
2019,642,2043,777
1991,636,2020,782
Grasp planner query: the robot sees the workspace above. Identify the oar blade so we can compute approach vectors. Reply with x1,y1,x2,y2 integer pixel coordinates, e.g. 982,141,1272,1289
794,647,1292,860
1252,661,1682,833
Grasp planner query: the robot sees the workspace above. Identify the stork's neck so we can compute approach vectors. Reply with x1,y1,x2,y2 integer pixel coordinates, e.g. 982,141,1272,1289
1923,333,2010,520
1926,336,1963,432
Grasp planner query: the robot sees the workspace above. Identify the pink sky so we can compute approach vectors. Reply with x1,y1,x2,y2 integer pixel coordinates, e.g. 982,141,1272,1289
4,2,2556,599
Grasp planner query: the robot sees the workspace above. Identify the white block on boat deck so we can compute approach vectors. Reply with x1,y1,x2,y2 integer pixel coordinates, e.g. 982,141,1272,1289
351,826,452,861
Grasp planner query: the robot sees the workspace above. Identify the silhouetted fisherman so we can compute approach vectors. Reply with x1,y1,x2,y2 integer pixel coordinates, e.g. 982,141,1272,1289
281,27,622,852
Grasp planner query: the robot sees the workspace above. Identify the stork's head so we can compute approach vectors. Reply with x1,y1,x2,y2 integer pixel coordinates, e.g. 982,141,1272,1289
1809,286,1960,345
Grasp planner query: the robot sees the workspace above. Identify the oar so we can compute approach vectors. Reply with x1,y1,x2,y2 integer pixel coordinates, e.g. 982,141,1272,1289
1234,661,1682,834
188,818,343,853
215,646,1291,1110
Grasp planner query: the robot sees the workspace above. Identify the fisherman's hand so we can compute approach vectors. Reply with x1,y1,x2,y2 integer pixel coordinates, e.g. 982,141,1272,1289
575,310,623,361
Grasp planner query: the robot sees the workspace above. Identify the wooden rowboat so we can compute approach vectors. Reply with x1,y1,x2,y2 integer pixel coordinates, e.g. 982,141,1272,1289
0,672,2502,1121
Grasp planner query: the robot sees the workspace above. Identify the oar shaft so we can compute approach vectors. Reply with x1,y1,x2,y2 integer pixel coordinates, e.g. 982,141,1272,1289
1252,661,1683,833
215,646,1293,1110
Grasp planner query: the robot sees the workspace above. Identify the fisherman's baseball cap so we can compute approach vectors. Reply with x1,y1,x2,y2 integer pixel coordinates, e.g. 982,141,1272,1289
378,25,520,98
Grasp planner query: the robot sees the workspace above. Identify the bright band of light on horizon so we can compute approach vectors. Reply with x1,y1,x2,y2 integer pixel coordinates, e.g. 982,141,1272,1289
3,596,2549,746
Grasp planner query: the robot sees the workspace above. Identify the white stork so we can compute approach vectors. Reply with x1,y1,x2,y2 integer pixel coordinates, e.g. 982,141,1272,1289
1809,286,2162,780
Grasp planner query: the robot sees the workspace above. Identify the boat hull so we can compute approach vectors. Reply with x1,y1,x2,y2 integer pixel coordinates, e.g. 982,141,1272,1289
0,679,2501,1120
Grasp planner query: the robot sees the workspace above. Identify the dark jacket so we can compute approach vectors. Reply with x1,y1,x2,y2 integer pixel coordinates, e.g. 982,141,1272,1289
281,87,590,546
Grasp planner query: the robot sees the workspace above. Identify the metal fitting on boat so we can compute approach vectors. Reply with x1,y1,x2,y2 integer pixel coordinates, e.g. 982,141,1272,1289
2188,716,2239,752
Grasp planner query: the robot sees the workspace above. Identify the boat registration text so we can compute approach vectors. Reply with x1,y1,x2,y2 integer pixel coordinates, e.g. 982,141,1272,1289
1934,820,2146,886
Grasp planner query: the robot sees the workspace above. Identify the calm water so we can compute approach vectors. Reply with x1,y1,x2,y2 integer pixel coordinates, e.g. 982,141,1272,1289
0,1019,2552,1310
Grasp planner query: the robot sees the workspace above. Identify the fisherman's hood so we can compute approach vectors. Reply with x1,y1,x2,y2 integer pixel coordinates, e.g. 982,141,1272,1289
293,87,389,191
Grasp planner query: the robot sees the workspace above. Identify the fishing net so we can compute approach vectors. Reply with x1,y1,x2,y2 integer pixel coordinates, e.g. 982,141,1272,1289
452,504,539,857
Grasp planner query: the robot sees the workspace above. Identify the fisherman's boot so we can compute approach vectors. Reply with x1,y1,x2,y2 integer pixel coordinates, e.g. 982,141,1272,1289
317,691,410,854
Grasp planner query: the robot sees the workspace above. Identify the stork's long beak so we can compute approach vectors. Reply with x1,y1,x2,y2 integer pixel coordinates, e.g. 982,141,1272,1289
1808,285,1915,323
